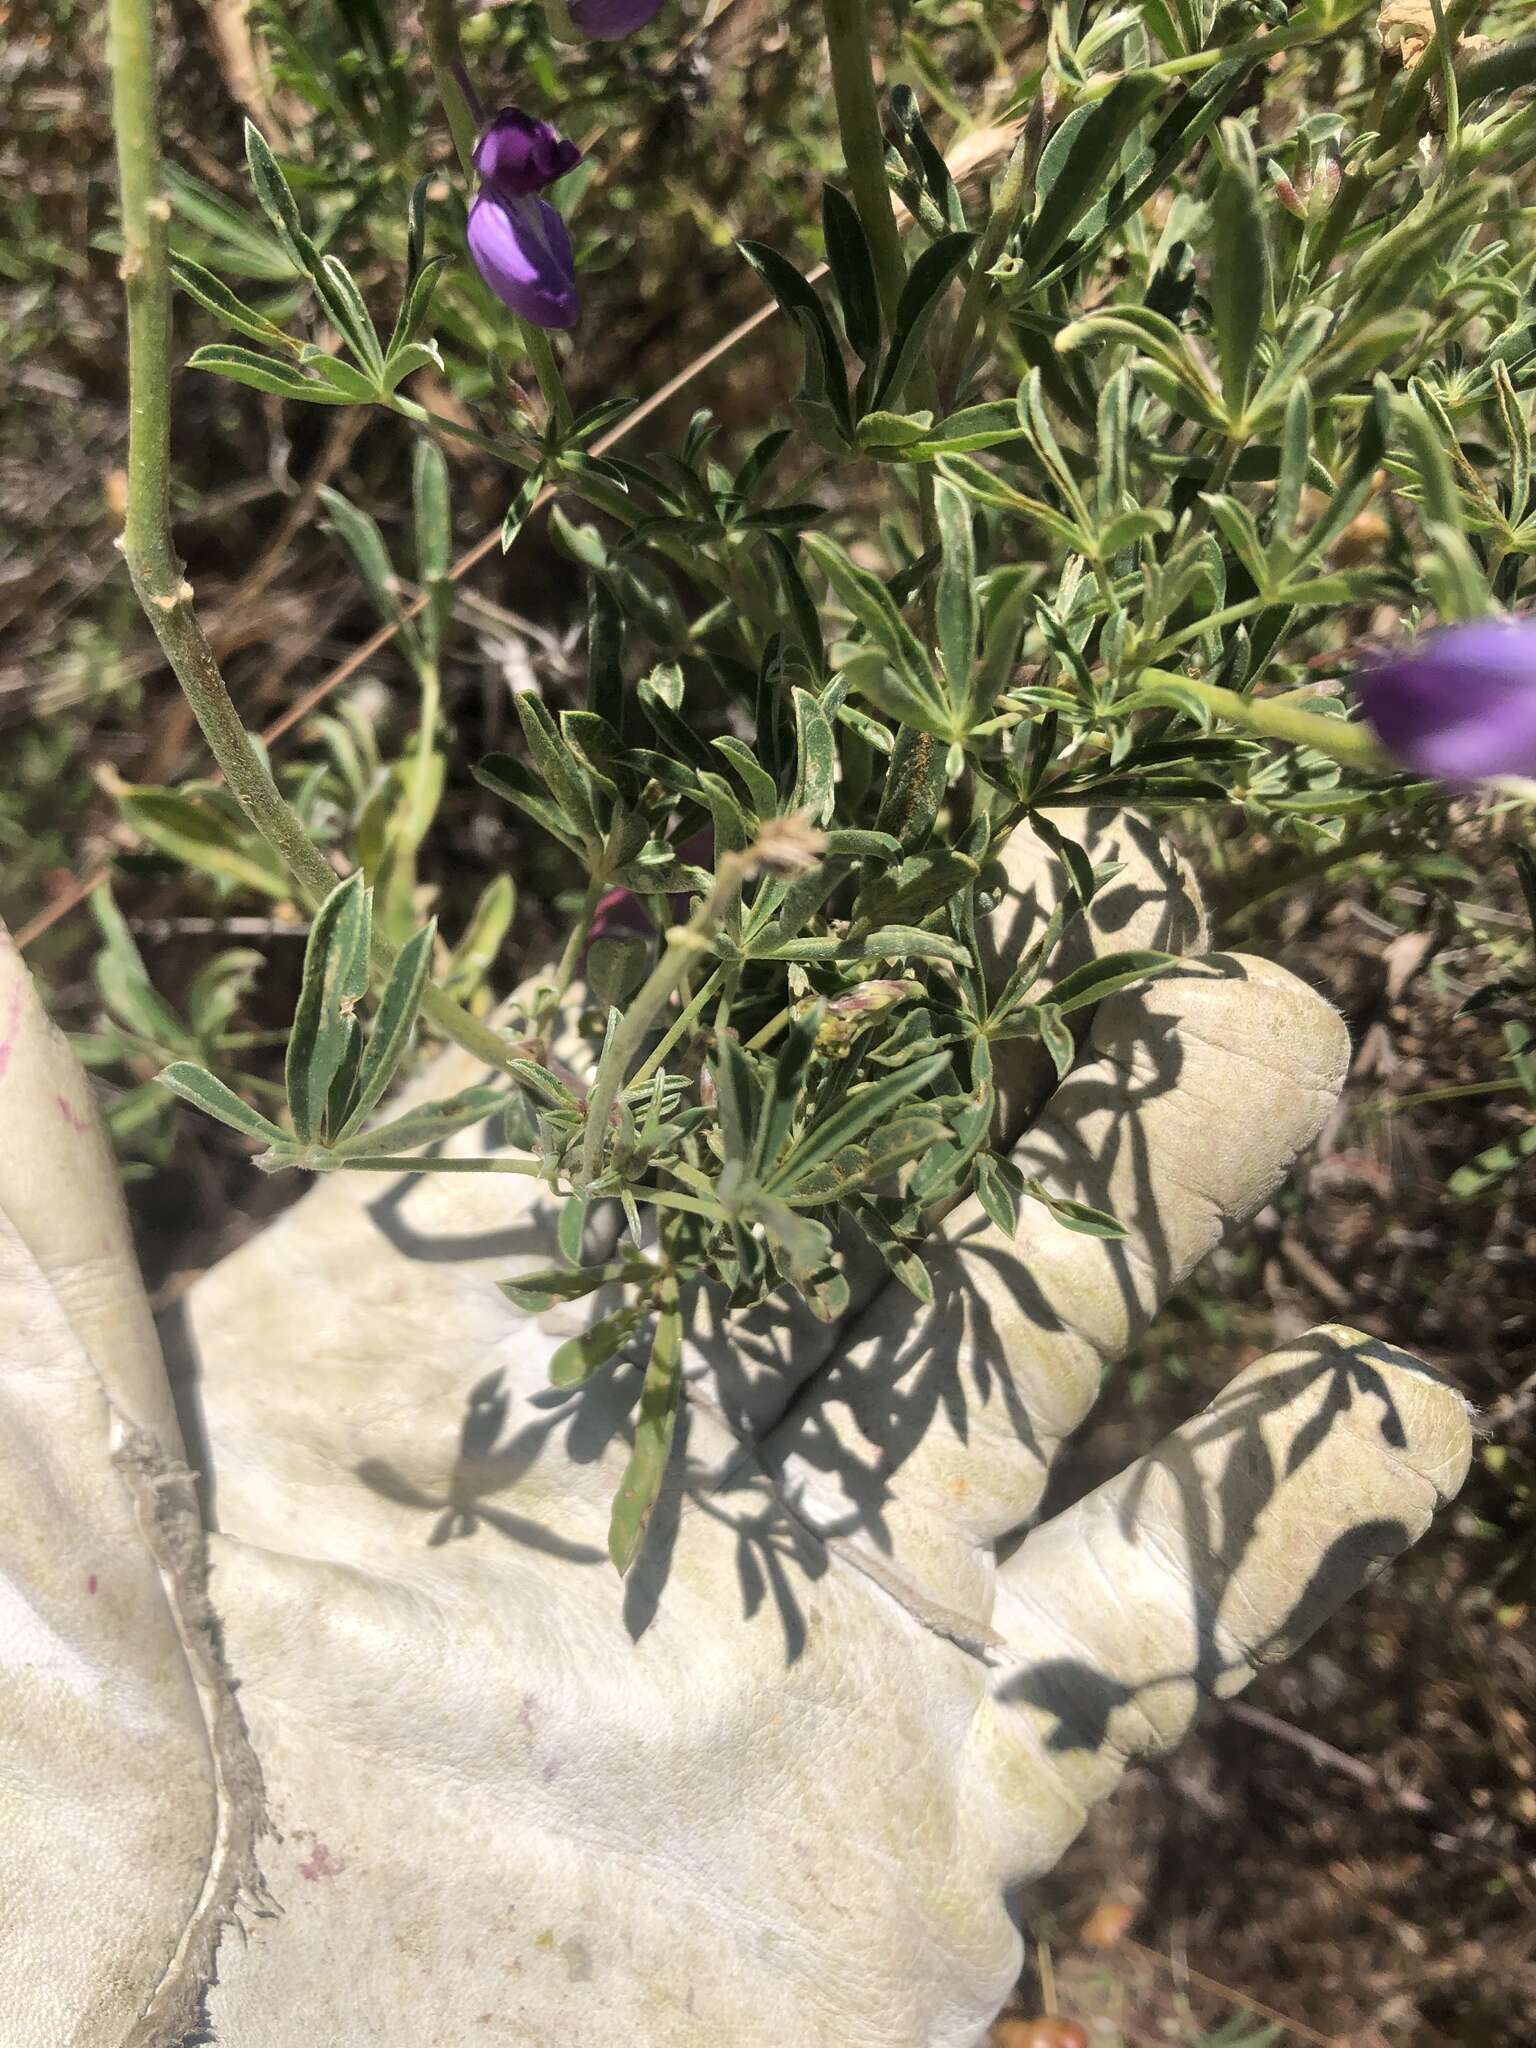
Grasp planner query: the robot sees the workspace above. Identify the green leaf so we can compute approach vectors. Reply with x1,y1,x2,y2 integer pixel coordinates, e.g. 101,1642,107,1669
766,534,826,676
308,354,379,403
586,578,626,730
474,753,586,856
444,874,516,1002
713,1032,763,1166
90,889,194,1052
822,184,882,363
608,1280,684,1575
1398,386,1463,534
1021,76,1163,275
558,1192,590,1266
334,919,436,1142
502,1262,635,1313
1021,1177,1128,1239
318,486,406,630
158,1062,285,1145
875,725,948,851
386,248,449,359
501,473,544,554
319,254,384,378
752,1003,823,1177
1448,1122,1536,1202
1272,376,1314,546
1035,1002,1075,1080
712,735,779,819
856,409,936,453
791,686,838,825
782,1112,949,1206
850,1197,934,1305
186,343,356,405
736,239,851,431
849,925,971,967
968,566,1032,727
550,1306,646,1389
1208,120,1269,418
515,692,601,845
508,1059,582,1112
170,255,294,349
934,478,977,716
873,231,975,411
285,872,371,1144
857,850,980,927
804,534,944,724
118,788,290,897
889,85,967,232
412,437,452,585
974,1151,1024,1237
333,1082,507,1160
697,768,754,855
242,117,307,249
1041,947,1188,1016
767,1050,951,1191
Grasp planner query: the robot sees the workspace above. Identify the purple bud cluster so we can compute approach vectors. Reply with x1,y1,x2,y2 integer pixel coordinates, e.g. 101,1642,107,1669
467,109,584,330
464,5,666,328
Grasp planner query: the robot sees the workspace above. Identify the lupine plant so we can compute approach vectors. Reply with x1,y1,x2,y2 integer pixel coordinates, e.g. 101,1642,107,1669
105,0,1536,1571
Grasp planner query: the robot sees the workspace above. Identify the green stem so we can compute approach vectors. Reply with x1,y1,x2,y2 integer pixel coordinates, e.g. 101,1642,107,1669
421,0,481,178
630,966,724,1088
1139,669,1390,771
549,873,607,1008
108,0,518,1083
743,1004,793,1053
578,864,745,1187
519,318,576,440
821,0,907,330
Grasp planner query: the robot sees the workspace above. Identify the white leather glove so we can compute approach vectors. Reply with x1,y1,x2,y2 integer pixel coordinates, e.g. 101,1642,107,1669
0,821,1472,2048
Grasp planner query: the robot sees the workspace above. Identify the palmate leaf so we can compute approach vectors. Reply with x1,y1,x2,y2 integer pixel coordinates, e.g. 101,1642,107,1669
766,1050,951,1193
780,1112,949,1207
334,919,436,1143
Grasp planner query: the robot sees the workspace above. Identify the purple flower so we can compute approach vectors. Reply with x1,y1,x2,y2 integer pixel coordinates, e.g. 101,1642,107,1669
473,107,582,199
467,108,582,330
1357,619,1536,782
567,0,666,37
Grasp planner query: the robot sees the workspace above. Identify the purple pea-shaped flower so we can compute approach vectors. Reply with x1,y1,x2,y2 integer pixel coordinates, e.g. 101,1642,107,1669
1357,619,1536,782
467,107,583,331
565,0,666,37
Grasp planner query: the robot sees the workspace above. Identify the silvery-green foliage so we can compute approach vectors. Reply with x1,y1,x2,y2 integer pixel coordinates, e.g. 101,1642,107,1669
151,0,1536,1562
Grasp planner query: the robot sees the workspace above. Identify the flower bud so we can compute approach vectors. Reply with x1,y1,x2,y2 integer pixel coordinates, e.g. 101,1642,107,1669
1357,619,1536,782
466,107,583,330
473,107,582,200
560,0,666,38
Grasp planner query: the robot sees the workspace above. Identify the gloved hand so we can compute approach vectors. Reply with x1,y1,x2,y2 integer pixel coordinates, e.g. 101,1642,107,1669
0,820,1472,2048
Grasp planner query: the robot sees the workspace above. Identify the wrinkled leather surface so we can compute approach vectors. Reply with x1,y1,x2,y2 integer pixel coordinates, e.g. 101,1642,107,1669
0,824,1473,2047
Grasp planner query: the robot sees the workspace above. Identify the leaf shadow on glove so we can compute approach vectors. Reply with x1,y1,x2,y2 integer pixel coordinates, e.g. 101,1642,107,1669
740,994,1192,1568
998,1328,1429,1752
